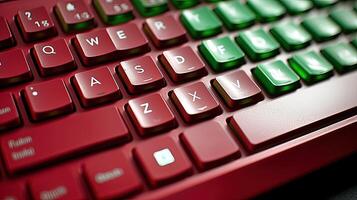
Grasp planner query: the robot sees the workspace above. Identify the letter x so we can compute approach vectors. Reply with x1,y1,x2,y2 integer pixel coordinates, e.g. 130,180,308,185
188,91,201,102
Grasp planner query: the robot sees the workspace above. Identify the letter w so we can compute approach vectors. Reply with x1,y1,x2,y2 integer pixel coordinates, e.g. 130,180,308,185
86,37,99,46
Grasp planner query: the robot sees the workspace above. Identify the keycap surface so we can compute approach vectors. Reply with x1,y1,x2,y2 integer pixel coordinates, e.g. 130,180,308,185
93,0,134,25
0,16,15,49
0,93,21,132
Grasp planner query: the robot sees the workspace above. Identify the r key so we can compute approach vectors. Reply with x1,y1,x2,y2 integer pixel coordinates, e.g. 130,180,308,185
17,7,57,42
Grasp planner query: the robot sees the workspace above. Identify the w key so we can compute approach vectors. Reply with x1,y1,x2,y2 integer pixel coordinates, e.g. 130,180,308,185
73,28,116,65
170,82,222,123
17,7,57,42
23,79,74,121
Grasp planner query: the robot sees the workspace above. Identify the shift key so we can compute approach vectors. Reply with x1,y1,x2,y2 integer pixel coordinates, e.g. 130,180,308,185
0,106,130,174
228,73,357,152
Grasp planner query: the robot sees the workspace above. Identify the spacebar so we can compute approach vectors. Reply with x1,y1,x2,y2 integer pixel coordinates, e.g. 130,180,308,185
0,106,130,174
228,73,357,152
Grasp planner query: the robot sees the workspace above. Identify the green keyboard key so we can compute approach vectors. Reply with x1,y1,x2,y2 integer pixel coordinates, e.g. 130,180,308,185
330,8,357,34
302,15,341,42
215,1,256,30
288,51,333,84
271,21,311,51
279,0,313,15
247,0,286,22
171,0,199,9
181,6,222,39
252,60,300,96
236,28,280,61
199,36,245,72
312,0,337,8
321,42,357,73
132,0,168,17
352,36,357,48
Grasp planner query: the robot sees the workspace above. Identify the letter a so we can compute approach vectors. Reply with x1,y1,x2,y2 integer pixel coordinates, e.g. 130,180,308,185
90,77,101,87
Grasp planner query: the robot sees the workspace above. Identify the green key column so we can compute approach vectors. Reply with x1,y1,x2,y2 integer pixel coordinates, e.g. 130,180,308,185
132,0,168,17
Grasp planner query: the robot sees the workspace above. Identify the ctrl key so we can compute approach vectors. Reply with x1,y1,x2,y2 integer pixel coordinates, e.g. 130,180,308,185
29,167,86,200
0,93,21,131
83,149,143,199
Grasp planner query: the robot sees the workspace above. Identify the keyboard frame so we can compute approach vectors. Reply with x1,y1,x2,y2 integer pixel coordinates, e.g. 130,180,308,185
0,0,356,199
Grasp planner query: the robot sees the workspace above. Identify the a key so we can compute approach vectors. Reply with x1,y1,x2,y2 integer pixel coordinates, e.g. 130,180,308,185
0,93,21,132
133,136,192,187
107,23,150,57
180,6,222,39
0,16,15,49
93,0,134,25
73,28,117,66
214,1,256,30
302,15,341,42
0,49,32,87
312,0,337,8
83,149,143,200
279,0,313,15
32,38,76,76
169,82,222,123
270,21,312,51
126,93,177,136
29,167,86,200
17,6,57,42
180,122,240,171
199,36,245,72
117,56,166,94
72,67,121,107
321,42,357,73
1,106,130,174
330,8,357,34
132,0,168,17
227,72,357,152
212,70,263,109
159,46,207,82
352,36,357,48
0,181,27,200
252,60,301,96
23,79,74,121
55,0,96,33
288,51,334,84
236,28,280,61
144,14,187,48
247,0,286,22
171,0,199,9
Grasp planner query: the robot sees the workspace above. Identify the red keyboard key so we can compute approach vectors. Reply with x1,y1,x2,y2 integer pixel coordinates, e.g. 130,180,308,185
72,67,121,107
32,38,76,76
0,16,15,49
180,122,240,171
212,70,264,109
94,0,134,25
144,14,187,48
227,73,357,152
29,167,86,200
83,149,143,199
107,23,150,57
133,136,192,187
23,79,74,121
55,0,96,33
0,93,21,132
117,56,166,94
126,93,177,136
17,7,57,42
159,46,207,82
0,106,130,174
0,49,32,86
0,181,27,200
170,82,222,123
73,28,117,65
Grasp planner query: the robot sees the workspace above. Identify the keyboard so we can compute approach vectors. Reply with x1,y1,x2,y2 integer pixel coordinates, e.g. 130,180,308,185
0,0,356,199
